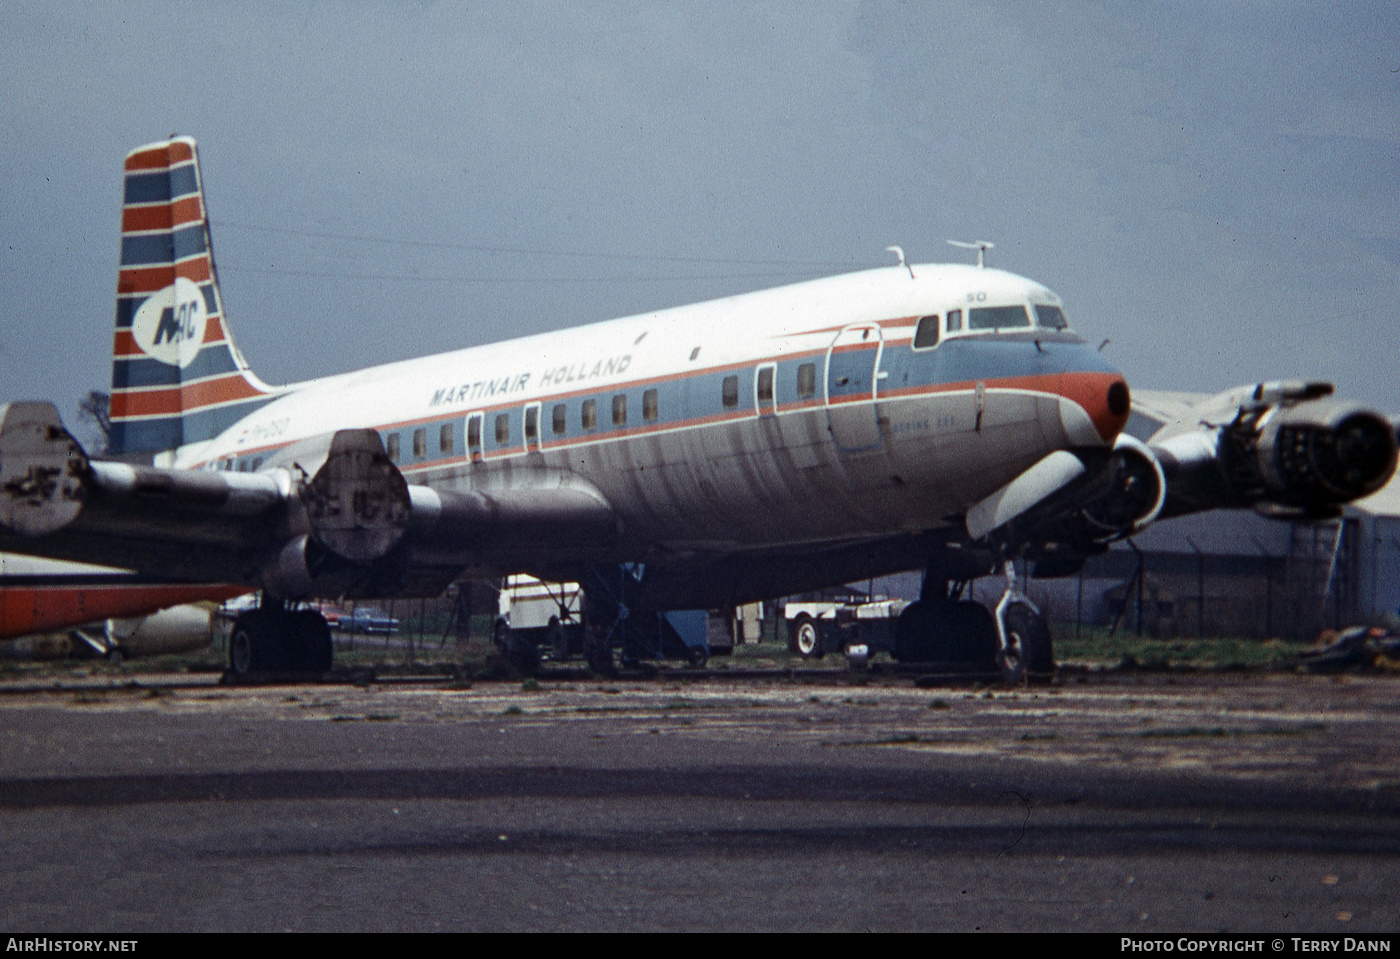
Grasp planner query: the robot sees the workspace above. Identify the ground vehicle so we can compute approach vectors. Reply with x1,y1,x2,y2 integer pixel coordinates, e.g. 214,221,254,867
495,575,584,664
339,606,399,635
785,590,909,666
495,574,709,673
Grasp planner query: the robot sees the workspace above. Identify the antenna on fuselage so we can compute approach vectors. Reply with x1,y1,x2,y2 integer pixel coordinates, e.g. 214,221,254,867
948,239,994,268
885,245,915,279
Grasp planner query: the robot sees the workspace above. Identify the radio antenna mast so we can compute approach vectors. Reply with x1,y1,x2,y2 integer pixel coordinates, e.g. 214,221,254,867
948,239,995,268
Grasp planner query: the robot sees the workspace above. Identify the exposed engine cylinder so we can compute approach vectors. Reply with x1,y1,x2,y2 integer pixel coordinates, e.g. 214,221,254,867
1257,400,1397,505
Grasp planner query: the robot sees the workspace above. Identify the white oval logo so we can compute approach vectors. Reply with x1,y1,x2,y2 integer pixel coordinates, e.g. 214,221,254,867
131,277,208,368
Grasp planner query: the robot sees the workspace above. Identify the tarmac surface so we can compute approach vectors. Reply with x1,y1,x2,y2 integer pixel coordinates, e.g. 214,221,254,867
1,665,1398,932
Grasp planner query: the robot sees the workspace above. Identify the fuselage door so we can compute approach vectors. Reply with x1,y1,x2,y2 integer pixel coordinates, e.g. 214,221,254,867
755,363,777,417
465,411,484,463
825,323,884,453
523,402,541,453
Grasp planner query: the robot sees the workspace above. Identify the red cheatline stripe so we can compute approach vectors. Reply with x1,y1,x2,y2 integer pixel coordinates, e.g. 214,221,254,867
117,258,212,293
111,374,268,419
125,141,194,171
121,197,204,233
111,326,227,358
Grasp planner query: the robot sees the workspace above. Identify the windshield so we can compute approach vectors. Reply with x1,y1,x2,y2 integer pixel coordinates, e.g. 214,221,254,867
1034,305,1068,329
968,305,1031,331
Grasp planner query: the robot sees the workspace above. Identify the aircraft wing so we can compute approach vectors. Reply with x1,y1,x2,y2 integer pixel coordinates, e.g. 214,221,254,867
0,402,619,599
960,381,1398,575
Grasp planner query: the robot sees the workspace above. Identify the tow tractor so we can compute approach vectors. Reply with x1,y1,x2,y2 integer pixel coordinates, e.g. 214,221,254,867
784,589,909,668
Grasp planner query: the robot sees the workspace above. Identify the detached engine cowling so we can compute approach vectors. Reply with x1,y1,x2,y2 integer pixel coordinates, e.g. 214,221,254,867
1150,382,1398,520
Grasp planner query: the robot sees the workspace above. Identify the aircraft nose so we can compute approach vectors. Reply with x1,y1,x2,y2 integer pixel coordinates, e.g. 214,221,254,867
1057,373,1132,445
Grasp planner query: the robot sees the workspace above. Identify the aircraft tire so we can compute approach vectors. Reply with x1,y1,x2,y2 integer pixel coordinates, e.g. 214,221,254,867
230,609,281,674
791,615,824,659
893,601,938,662
291,609,333,673
1000,601,1054,684
947,601,999,667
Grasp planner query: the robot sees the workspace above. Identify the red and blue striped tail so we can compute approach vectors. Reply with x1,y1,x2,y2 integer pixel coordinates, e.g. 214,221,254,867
109,137,277,457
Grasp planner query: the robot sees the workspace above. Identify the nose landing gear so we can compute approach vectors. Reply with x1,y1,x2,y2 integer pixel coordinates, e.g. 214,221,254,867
993,564,1054,685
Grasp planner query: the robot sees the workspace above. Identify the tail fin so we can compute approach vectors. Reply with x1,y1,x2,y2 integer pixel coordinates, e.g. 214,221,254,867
109,136,278,457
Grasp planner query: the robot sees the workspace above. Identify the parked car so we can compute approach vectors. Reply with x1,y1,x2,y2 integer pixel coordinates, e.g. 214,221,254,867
339,606,399,635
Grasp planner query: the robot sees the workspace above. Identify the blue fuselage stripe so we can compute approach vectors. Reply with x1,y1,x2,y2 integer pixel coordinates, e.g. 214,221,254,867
215,334,1114,471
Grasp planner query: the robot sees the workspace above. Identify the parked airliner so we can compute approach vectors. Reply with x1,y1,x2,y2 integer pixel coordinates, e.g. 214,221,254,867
0,137,1394,679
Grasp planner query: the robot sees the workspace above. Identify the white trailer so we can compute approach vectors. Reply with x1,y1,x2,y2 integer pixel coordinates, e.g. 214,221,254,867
495,575,585,663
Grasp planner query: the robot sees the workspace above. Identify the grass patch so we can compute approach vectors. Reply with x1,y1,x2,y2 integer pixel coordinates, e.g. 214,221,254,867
1055,628,1312,670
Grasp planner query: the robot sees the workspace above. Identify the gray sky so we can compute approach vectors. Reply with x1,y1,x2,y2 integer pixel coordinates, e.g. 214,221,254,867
2,0,1398,437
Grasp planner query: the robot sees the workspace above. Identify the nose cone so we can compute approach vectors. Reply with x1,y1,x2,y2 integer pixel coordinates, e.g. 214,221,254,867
1057,373,1132,445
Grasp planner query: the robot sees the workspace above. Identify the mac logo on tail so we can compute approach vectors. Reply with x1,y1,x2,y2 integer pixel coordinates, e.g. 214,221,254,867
131,277,208,368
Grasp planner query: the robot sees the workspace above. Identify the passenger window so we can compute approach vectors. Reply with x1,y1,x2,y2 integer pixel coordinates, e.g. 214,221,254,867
412,428,426,458
947,309,962,332
552,403,567,436
439,423,453,454
722,375,739,408
524,406,539,444
386,433,400,462
797,363,816,399
643,389,658,423
913,315,940,349
494,412,509,445
581,399,597,430
612,394,627,426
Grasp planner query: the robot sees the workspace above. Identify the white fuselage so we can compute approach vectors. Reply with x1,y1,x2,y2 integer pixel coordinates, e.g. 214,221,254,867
178,264,1126,562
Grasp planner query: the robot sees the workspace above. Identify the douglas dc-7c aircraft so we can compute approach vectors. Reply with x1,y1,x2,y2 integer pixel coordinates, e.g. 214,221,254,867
1,137,1395,679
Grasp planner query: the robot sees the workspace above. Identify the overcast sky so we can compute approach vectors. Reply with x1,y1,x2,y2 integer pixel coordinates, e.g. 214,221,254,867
2,0,1397,436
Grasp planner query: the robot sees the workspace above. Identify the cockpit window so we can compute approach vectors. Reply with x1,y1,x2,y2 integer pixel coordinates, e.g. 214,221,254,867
1034,305,1068,330
913,315,939,349
968,305,1031,330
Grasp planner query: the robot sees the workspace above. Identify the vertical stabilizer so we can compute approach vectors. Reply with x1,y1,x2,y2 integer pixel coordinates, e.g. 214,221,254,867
109,137,278,456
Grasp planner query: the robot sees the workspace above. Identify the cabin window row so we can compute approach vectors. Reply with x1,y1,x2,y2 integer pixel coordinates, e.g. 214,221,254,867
385,423,456,462
383,360,829,464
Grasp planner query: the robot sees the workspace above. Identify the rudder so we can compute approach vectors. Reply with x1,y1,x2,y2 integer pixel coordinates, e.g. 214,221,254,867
109,137,277,457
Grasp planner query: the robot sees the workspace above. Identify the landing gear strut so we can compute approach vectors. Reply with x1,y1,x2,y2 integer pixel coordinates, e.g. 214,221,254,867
229,604,333,676
993,564,1054,684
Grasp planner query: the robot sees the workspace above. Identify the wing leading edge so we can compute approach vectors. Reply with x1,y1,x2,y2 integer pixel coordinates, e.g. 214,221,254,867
0,402,619,598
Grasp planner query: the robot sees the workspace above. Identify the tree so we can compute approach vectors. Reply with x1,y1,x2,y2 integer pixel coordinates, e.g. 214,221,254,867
76,390,111,456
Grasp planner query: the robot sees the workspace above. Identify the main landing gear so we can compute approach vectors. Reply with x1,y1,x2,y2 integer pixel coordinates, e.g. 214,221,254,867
892,563,1054,684
228,603,333,676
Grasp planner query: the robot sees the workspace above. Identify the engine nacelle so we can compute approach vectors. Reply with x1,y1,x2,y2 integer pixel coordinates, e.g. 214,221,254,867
968,435,1166,567
1151,387,1398,520
0,402,88,537
1256,399,1397,507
